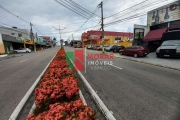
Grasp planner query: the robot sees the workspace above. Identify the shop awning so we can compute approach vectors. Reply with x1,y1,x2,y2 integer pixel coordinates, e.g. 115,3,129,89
144,28,167,41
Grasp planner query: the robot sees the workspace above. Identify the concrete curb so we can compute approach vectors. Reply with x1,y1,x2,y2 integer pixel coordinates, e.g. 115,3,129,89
114,54,180,71
66,53,116,120
9,51,58,120
0,54,7,58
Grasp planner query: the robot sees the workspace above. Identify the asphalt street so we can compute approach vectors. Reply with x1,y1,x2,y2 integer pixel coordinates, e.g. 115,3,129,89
0,47,60,120
65,46,180,120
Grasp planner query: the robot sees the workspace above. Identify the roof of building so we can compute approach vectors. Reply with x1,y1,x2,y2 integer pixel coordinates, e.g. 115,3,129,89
82,30,133,39
39,36,51,41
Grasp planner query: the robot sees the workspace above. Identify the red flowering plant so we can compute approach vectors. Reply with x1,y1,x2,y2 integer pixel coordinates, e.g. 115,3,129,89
35,76,79,109
27,99,98,120
27,47,99,120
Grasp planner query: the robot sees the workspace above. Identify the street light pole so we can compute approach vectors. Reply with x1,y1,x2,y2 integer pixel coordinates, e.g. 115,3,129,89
52,25,66,46
59,25,61,45
30,22,36,52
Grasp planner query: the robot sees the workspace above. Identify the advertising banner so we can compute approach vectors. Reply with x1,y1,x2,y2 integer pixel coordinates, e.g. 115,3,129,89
147,1,180,26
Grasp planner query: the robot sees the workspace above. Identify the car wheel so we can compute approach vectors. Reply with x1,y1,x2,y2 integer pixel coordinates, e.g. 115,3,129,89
14,51,17,54
119,52,123,55
156,55,161,58
143,54,147,57
134,53,138,58
26,51,29,53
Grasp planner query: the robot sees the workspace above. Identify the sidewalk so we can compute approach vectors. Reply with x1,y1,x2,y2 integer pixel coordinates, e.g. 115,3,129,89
87,49,180,71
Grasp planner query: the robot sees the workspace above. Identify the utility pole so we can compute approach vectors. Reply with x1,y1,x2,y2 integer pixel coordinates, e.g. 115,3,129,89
99,1,105,53
30,22,36,52
36,32,39,50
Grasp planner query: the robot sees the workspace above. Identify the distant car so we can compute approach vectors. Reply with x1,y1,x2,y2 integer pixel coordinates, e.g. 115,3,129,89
156,40,180,58
13,48,31,53
119,46,149,58
112,45,125,53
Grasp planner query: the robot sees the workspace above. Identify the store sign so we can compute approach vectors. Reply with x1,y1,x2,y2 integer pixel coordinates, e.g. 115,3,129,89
16,37,24,41
147,1,180,26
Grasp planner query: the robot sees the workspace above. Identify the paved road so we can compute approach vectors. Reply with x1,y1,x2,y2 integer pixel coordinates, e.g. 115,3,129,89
65,46,180,120
0,47,59,120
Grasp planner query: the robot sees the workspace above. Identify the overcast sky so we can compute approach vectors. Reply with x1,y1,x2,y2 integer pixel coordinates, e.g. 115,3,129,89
0,0,176,44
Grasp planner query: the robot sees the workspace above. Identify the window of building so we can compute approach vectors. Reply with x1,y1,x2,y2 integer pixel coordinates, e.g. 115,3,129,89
11,33,15,35
18,33,22,37
115,36,121,40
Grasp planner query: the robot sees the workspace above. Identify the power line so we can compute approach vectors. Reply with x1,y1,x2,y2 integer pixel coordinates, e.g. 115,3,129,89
0,4,29,23
54,0,91,19
54,0,100,22
43,24,101,35
0,5,45,36
107,0,169,22
32,25,44,35
65,0,100,18
104,0,175,27
104,0,149,19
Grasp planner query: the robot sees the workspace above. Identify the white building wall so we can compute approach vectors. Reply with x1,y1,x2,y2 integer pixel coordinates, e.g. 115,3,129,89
0,27,31,40
134,24,150,37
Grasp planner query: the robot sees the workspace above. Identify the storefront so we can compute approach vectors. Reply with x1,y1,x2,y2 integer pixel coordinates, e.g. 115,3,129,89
144,1,180,52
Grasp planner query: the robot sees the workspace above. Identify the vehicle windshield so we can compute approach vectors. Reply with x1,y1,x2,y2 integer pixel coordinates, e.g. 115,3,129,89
161,40,180,46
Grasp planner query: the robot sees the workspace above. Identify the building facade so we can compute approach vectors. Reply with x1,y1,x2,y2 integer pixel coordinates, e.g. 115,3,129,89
143,1,180,51
81,30,133,47
0,27,31,40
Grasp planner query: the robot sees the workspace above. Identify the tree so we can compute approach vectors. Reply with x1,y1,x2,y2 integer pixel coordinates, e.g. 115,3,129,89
52,38,57,46
64,41,68,46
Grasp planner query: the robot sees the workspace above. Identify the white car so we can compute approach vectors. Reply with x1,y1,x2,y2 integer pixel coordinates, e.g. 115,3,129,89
13,48,31,53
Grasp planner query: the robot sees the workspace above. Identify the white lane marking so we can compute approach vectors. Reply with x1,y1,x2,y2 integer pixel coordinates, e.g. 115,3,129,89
20,59,28,62
172,97,178,101
109,64,123,70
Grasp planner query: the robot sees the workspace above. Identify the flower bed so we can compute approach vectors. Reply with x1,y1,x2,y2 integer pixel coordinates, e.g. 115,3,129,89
27,47,98,120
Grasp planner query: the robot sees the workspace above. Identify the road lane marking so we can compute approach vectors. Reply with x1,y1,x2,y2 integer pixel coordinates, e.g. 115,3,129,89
171,97,178,101
109,64,123,70
20,59,29,63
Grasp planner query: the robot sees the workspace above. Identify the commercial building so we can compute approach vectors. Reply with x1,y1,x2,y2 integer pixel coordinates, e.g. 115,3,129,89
142,1,180,51
81,30,133,47
0,27,49,53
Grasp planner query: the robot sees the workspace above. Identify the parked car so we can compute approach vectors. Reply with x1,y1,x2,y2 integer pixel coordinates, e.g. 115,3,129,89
87,46,92,49
93,46,100,50
96,46,102,51
156,40,180,58
13,48,31,53
105,45,114,52
119,46,149,58
112,45,125,53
